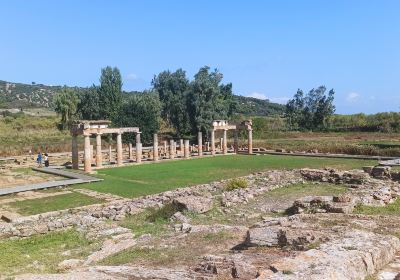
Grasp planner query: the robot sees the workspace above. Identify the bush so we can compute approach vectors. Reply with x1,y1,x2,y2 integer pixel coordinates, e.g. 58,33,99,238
224,178,248,191
146,203,182,223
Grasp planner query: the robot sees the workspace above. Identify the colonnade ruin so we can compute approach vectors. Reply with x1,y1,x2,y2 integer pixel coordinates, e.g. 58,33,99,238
70,120,253,172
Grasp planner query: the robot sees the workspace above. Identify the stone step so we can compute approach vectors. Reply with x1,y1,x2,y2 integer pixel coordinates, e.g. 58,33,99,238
377,254,400,280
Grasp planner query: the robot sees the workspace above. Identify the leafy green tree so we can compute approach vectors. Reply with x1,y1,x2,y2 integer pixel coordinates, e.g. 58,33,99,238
285,86,335,130
53,87,79,129
152,69,191,136
98,66,122,120
116,92,161,144
188,66,234,135
77,85,100,120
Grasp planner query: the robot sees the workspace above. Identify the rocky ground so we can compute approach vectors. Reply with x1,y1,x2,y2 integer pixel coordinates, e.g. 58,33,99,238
1,166,400,279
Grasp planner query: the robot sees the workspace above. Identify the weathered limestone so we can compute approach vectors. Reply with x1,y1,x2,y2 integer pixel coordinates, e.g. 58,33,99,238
173,196,213,213
170,140,175,159
136,143,142,164
95,134,102,168
223,129,228,154
248,128,253,154
108,146,112,163
90,145,94,165
234,130,239,153
153,134,159,161
211,130,216,155
163,141,167,156
184,140,190,158
128,143,133,161
180,139,184,156
265,230,400,280
198,131,203,157
136,133,141,145
70,120,140,172
72,135,79,169
116,133,123,166
84,135,91,172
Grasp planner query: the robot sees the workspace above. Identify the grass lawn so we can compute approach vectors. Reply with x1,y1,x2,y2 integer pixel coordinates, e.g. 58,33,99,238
0,229,99,277
354,199,400,216
77,154,375,198
8,192,105,215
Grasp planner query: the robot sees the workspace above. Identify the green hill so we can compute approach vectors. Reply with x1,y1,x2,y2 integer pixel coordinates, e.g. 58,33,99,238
0,80,285,116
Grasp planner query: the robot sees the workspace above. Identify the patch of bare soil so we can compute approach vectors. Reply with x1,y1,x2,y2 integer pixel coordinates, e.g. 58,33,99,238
0,169,62,189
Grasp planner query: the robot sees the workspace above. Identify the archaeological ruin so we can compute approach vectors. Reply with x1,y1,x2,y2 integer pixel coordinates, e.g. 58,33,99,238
70,119,254,172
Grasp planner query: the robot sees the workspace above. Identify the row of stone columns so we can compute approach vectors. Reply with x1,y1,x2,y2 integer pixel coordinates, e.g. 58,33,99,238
209,128,253,155
75,128,252,172
80,132,142,172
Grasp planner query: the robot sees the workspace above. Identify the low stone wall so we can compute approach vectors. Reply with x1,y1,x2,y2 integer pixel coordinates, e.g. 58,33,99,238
0,170,301,240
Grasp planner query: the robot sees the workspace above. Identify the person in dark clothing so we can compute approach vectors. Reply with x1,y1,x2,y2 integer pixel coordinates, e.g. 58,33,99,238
44,153,49,167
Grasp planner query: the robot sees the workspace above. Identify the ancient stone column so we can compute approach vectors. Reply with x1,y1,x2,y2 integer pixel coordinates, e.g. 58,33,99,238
170,139,175,159
128,143,133,161
72,135,79,169
184,140,190,158
198,131,203,157
180,139,184,156
248,129,253,154
109,145,112,163
90,145,94,164
234,130,239,153
211,130,215,155
136,142,142,163
223,129,228,154
153,134,159,161
207,141,210,152
84,135,91,172
117,133,123,166
163,141,167,156
96,134,102,168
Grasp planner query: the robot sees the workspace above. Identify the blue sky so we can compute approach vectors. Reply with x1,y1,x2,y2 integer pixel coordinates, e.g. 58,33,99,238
1,0,399,114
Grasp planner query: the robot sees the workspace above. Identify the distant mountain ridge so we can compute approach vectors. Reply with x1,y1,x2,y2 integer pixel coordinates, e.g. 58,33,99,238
0,80,285,116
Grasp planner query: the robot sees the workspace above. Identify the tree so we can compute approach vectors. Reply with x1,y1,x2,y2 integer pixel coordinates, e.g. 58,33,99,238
116,92,161,144
53,87,79,129
152,69,191,136
285,86,335,130
98,66,122,120
77,85,100,120
188,66,234,135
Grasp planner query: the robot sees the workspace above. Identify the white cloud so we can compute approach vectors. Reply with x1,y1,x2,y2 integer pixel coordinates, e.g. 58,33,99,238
346,92,360,103
248,92,267,100
126,73,138,81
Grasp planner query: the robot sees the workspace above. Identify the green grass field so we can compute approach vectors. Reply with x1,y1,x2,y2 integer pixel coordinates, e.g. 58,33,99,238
9,192,105,215
76,154,375,198
0,229,99,277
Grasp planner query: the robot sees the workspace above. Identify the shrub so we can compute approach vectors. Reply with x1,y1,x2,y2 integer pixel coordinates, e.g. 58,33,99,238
146,203,182,223
224,178,248,191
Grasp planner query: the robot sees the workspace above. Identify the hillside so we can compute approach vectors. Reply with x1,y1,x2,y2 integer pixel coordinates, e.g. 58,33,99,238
233,95,284,116
0,80,285,116
0,80,87,108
